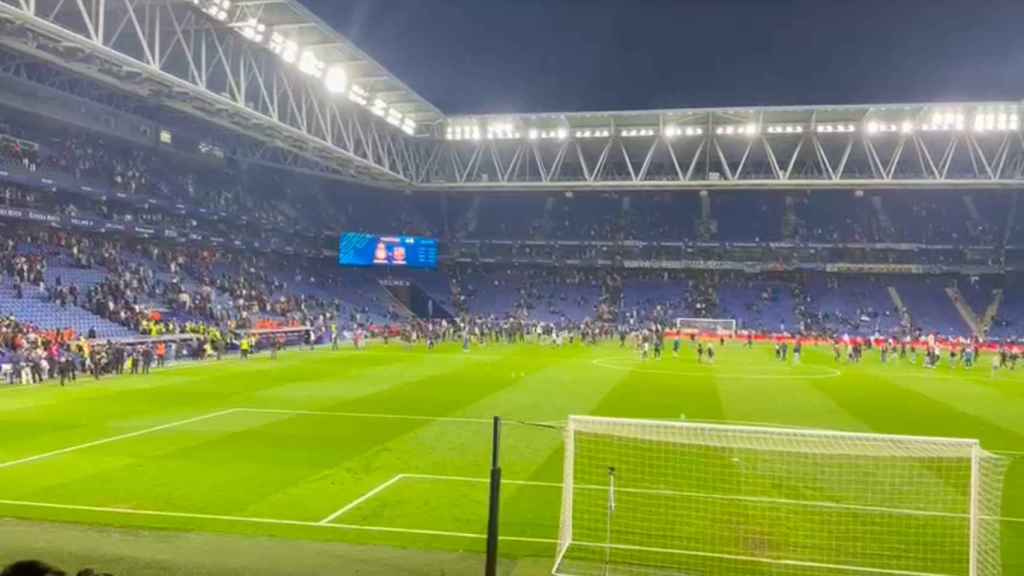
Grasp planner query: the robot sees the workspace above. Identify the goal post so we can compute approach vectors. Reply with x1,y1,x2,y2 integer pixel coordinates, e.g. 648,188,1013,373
554,416,1008,576
674,318,736,336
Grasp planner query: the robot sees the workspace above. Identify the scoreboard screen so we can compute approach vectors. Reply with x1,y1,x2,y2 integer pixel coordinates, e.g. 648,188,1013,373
338,233,438,269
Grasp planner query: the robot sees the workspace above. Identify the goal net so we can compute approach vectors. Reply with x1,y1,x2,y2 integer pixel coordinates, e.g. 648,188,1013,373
674,318,736,336
554,416,1007,576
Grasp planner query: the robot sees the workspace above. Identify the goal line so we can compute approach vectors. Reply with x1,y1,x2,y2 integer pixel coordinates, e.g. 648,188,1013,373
404,473,1019,522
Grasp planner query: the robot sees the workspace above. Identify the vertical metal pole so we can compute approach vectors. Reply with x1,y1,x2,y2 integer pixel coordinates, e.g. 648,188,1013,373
968,443,980,576
604,466,615,576
484,416,502,576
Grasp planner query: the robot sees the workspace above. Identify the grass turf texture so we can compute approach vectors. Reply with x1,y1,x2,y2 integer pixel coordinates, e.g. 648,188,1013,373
0,342,1021,575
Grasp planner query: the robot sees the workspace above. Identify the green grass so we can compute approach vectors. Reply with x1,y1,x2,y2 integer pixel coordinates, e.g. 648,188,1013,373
0,342,1021,575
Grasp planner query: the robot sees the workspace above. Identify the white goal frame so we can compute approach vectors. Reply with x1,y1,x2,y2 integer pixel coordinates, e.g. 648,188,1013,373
674,317,737,336
554,415,1006,576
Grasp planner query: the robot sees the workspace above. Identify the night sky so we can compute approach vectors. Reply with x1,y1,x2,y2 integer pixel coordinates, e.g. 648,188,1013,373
305,0,1024,115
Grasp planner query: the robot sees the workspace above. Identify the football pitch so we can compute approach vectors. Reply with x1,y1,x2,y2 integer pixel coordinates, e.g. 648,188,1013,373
0,342,1021,575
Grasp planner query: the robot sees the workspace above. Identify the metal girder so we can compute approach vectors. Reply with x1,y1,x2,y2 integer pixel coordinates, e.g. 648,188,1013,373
0,0,420,186
417,112,1024,191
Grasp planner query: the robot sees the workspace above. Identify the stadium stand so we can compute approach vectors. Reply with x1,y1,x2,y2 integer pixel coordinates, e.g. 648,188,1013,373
0,99,1022,387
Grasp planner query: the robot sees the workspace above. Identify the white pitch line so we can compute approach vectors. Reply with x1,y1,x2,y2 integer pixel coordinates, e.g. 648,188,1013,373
236,407,492,424
568,540,954,576
404,474,1024,524
0,409,239,470
319,475,406,524
590,356,842,380
0,498,557,544
355,350,503,360
0,498,989,576
407,473,562,489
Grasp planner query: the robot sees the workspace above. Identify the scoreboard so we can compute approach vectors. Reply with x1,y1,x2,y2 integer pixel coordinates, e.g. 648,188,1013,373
338,233,438,269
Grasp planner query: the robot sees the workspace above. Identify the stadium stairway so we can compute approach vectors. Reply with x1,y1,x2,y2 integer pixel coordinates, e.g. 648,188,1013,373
870,196,895,240
980,289,1004,337
961,195,992,240
406,272,456,320
887,286,912,331
895,279,968,335
376,280,416,322
945,286,982,337
1002,193,1019,245
989,282,1024,339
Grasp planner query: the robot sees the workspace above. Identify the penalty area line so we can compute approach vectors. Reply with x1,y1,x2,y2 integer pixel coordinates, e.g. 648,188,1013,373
236,407,493,424
0,498,556,545
318,475,406,524
0,408,493,472
404,474,1024,524
0,409,241,470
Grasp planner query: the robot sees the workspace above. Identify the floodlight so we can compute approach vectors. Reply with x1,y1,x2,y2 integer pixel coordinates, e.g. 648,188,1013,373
323,66,347,94
298,50,324,78
281,41,298,63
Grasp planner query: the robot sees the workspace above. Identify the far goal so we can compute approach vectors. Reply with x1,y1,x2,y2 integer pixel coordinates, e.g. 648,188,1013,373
554,416,1007,576
674,317,736,336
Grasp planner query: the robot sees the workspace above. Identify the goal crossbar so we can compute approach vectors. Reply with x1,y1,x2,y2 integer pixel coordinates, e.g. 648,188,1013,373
674,317,737,334
571,415,979,451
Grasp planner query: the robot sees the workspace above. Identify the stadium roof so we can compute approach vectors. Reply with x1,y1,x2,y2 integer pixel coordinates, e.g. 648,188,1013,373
233,0,445,127
443,101,1023,134
2,0,1023,191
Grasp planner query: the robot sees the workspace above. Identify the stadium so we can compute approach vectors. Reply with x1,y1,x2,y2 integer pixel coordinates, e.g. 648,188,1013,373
0,0,1021,574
